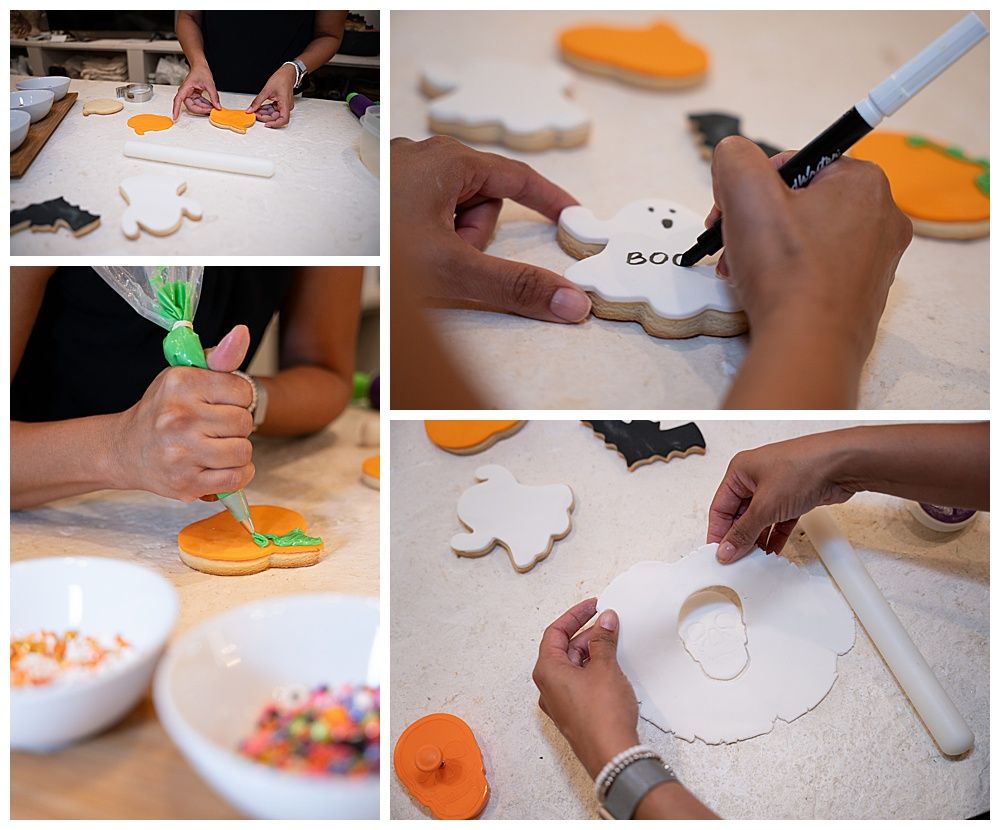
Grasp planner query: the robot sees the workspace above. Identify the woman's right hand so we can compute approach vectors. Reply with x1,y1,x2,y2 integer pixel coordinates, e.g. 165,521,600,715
171,63,221,120
708,137,913,372
112,326,255,502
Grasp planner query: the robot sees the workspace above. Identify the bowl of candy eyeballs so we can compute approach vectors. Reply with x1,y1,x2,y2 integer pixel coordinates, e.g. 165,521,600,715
11,557,179,751
154,594,381,819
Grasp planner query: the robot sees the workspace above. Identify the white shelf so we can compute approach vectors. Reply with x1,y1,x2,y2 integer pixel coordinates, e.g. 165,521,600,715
11,37,378,83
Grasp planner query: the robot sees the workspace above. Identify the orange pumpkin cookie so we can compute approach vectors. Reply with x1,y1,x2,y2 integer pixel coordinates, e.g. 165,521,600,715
424,420,525,455
178,505,324,576
849,131,989,239
127,113,173,135
394,713,490,820
210,107,256,134
559,21,709,89
362,455,380,490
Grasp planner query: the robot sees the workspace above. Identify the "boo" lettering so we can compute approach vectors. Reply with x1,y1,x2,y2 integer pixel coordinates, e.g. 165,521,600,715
626,251,684,266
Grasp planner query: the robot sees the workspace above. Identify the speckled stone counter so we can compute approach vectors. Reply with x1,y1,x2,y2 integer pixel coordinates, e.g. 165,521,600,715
11,408,379,819
389,420,988,819
11,78,378,256
390,11,988,408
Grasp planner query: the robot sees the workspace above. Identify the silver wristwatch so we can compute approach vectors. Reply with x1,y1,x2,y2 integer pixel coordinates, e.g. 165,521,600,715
283,58,307,89
600,757,679,820
232,371,268,430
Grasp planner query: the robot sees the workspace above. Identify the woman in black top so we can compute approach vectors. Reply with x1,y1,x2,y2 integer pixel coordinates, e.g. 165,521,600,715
170,11,348,128
11,266,362,508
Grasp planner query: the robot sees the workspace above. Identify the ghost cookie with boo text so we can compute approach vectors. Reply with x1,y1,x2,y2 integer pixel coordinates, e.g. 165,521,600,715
558,198,746,338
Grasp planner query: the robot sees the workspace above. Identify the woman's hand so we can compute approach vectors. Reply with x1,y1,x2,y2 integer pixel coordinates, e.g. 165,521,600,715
247,64,296,128
112,325,256,502
171,62,221,120
532,598,639,779
391,136,592,323
707,137,913,408
707,432,859,563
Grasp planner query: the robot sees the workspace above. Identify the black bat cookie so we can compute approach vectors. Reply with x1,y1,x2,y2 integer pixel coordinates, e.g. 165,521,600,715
583,421,706,471
11,197,101,237
688,112,782,160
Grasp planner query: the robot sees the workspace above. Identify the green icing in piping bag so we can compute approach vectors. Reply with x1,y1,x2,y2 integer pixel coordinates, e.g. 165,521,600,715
905,135,990,197
252,528,324,548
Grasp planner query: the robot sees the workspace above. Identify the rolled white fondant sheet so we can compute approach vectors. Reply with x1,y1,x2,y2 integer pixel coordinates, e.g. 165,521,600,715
800,508,974,756
123,141,275,178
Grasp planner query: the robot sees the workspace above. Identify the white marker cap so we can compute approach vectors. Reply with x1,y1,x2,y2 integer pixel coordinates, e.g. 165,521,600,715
856,12,988,128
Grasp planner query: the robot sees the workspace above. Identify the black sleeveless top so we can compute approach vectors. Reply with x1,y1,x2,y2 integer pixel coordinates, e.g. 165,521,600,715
12,267,293,423
201,11,316,95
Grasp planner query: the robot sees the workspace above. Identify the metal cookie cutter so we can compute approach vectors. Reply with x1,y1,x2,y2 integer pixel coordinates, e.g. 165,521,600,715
116,83,153,103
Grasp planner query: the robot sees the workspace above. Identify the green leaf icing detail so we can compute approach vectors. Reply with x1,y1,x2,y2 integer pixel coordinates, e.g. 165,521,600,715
905,134,989,197
252,528,323,548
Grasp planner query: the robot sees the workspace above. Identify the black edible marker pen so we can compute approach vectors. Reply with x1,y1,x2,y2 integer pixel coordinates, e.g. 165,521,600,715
679,12,988,267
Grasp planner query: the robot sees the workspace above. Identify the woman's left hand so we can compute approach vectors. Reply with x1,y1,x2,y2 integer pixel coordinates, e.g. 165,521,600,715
532,598,640,779
247,64,296,128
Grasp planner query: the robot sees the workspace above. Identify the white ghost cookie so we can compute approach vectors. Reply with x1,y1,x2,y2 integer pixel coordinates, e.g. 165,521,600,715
421,59,591,152
451,465,574,573
118,174,202,240
558,198,747,338
598,544,855,744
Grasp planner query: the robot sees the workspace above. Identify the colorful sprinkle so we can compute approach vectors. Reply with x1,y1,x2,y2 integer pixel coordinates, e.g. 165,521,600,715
238,683,380,776
11,629,132,688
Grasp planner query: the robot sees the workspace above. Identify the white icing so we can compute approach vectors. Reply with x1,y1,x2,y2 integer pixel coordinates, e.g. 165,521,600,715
451,464,574,572
560,199,742,320
422,60,591,136
119,174,202,239
597,544,855,744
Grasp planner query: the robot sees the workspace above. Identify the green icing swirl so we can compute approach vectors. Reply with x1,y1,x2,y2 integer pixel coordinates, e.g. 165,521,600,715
905,134,990,197
252,528,323,548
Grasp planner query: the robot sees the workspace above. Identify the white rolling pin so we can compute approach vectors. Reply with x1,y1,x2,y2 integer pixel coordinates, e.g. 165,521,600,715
800,508,974,756
123,141,275,178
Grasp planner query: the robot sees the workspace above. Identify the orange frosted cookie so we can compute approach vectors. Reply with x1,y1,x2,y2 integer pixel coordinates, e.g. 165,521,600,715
210,107,256,134
559,21,708,89
361,455,380,490
424,420,524,454
127,114,173,135
178,505,323,576
850,131,989,239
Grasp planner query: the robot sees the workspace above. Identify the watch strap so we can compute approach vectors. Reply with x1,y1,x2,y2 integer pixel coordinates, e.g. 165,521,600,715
602,757,679,820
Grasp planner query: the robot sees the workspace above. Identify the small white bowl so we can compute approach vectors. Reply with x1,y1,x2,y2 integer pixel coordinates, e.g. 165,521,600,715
11,557,179,752
16,76,71,102
10,89,54,123
10,109,30,152
155,594,380,819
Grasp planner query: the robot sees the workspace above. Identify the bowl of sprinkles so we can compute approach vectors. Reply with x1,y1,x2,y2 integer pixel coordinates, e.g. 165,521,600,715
12,557,178,751
154,593,380,819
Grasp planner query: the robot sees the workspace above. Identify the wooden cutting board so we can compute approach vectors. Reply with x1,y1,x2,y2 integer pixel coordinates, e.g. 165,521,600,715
10,91,78,179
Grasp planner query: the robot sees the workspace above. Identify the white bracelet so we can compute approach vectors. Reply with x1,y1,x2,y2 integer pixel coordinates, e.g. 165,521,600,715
593,744,656,802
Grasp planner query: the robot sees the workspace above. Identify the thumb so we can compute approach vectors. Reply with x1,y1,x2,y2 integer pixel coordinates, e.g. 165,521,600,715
206,80,221,109
717,501,769,564
246,89,267,114
711,136,788,229
460,249,592,324
206,325,250,373
587,610,620,665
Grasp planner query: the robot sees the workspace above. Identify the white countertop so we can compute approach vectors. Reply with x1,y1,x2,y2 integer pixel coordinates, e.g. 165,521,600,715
390,11,989,409
389,419,989,819
11,77,379,255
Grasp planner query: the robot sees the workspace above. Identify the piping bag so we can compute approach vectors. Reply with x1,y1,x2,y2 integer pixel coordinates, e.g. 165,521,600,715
92,266,256,537
800,508,973,755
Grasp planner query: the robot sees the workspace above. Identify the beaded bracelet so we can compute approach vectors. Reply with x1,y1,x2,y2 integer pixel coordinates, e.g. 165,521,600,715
593,744,658,802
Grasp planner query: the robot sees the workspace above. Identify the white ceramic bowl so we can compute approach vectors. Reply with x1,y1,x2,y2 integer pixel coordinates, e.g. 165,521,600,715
10,109,30,152
10,89,54,123
16,76,71,101
11,557,179,751
154,594,381,819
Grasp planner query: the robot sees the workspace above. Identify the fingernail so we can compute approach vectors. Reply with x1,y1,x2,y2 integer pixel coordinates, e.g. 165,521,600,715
717,542,736,563
217,328,238,350
599,610,618,631
549,288,591,323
